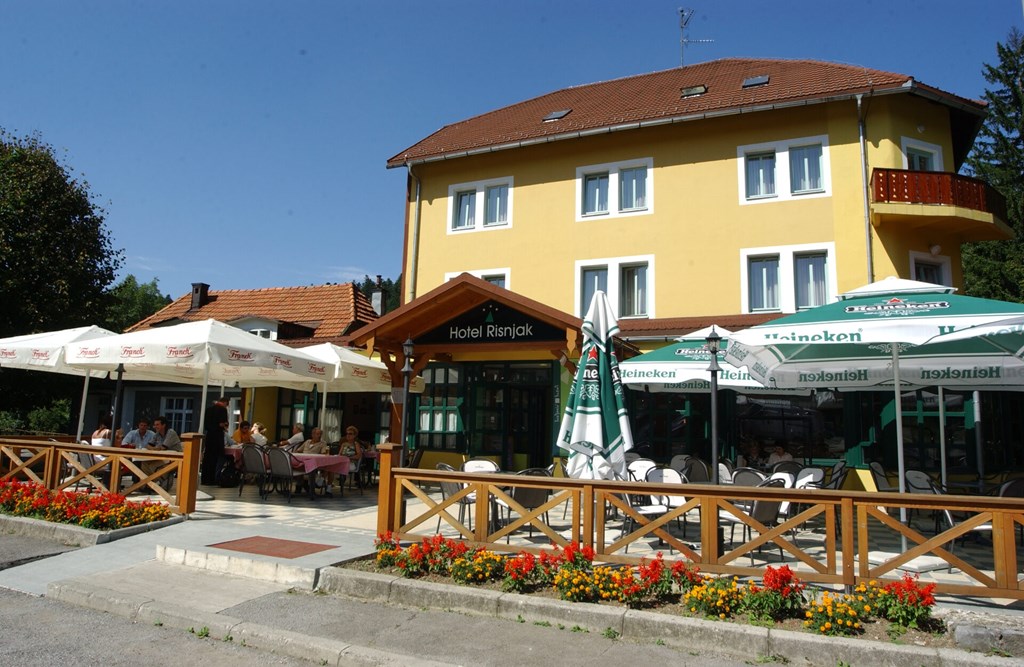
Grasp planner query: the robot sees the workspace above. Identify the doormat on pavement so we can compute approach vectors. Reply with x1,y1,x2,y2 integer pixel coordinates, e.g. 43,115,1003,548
208,536,338,559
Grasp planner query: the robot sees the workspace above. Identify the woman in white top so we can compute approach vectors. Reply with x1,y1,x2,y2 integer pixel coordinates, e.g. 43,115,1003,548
250,422,269,446
91,414,113,447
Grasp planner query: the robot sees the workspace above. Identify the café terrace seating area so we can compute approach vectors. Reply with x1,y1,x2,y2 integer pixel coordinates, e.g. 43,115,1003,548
374,447,1024,602
5,436,1024,602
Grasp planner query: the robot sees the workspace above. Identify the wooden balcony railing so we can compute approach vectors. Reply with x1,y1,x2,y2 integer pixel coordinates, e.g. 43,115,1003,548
0,435,202,514
871,168,1007,221
376,444,1024,601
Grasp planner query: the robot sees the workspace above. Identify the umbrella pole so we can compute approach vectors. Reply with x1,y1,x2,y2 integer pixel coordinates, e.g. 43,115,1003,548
111,364,125,437
938,387,947,489
974,391,985,487
320,382,327,433
198,365,210,437
892,347,908,553
76,374,90,442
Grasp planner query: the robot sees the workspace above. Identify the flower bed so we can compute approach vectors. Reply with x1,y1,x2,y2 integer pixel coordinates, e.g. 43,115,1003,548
370,532,948,646
0,479,171,530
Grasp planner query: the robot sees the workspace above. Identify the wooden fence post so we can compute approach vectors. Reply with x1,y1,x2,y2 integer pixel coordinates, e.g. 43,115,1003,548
376,443,399,537
176,433,203,515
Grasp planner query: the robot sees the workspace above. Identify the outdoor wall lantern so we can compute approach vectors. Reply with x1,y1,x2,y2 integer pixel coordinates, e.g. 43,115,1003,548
705,327,722,485
400,336,415,467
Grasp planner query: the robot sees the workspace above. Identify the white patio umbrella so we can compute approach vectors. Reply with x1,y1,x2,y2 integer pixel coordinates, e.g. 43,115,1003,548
0,325,118,440
296,342,425,435
64,319,329,432
556,290,634,480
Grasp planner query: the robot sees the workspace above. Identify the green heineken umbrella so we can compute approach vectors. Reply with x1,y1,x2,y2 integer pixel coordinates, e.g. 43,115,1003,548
557,290,634,480
726,277,1024,497
620,325,809,394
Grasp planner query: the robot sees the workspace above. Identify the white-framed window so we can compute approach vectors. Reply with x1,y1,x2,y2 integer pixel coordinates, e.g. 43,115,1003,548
575,158,653,221
160,397,195,434
445,268,511,290
447,176,513,233
575,255,654,318
249,328,273,339
748,255,780,311
737,135,830,204
740,243,836,313
901,137,944,172
910,250,951,286
745,152,776,199
794,252,828,309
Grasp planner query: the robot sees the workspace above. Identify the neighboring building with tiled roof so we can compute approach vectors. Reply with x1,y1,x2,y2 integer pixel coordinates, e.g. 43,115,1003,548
128,282,378,347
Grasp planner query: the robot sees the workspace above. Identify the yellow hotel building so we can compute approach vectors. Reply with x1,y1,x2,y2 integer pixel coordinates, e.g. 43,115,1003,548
352,58,1011,475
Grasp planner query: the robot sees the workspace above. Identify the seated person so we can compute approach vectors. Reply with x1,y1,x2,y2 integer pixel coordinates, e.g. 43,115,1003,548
140,416,182,481
250,422,268,446
122,419,158,449
279,423,305,450
736,440,764,469
297,427,333,493
299,427,329,454
767,441,794,467
339,425,365,459
232,420,255,445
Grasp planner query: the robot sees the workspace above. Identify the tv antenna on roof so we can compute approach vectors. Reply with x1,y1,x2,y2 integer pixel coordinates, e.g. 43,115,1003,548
679,8,713,67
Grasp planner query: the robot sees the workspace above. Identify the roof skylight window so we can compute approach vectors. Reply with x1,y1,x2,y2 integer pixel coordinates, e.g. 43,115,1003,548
742,74,770,88
680,84,707,98
542,109,572,122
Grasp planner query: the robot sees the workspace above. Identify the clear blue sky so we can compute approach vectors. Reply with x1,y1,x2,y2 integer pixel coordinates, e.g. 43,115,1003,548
3,1,1020,297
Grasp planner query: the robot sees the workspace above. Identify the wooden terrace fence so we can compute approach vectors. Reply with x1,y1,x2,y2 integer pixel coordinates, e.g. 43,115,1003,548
375,444,1024,600
0,434,202,514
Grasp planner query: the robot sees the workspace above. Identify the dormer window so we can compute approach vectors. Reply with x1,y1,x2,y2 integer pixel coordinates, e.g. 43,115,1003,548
680,84,707,98
543,109,572,122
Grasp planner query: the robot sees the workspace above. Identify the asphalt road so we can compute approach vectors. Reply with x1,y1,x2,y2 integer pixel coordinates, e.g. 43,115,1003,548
0,532,750,666
0,587,314,667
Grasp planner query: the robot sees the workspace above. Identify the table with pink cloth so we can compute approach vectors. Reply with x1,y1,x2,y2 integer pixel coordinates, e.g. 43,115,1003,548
293,453,349,476
225,446,244,466
224,447,349,476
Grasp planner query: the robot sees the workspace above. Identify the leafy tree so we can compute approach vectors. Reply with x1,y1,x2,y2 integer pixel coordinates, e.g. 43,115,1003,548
104,274,172,332
355,274,401,315
0,130,122,416
0,131,122,334
962,29,1024,301
26,398,70,435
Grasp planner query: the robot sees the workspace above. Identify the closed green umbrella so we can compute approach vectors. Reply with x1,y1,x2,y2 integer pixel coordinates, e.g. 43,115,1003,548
557,291,634,480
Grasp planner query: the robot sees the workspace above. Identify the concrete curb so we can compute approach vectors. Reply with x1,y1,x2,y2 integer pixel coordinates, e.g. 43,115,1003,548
156,545,317,588
47,578,458,667
318,566,1023,666
0,514,183,546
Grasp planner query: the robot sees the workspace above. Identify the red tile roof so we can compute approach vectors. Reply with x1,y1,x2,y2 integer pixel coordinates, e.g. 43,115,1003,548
387,58,984,168
618,313,785,340
127,283,378,346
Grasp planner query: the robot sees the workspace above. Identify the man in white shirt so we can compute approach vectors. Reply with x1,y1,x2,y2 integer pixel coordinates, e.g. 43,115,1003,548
141,416,182,480
280,423,305,450
122,419,158,449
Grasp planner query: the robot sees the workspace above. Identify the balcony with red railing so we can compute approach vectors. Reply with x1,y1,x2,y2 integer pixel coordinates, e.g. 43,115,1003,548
870,168,1011,241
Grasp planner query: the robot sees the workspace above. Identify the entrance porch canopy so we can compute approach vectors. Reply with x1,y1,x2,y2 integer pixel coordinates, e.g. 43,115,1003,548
347,274,633,438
